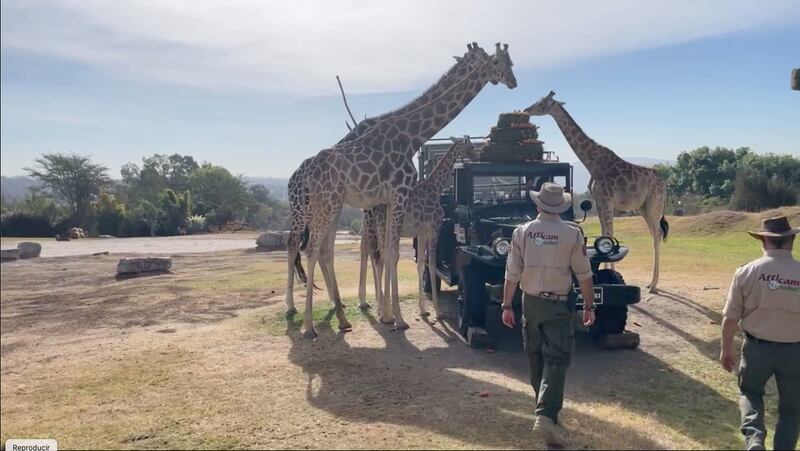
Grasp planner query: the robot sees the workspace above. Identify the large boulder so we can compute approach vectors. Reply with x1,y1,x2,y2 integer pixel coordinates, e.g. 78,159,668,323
256,231,290,251
1,248,23,262
117,257,172,275
17,242,42,259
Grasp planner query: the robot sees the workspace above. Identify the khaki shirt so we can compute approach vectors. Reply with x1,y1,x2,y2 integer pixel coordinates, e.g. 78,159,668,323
723,249,800,343
505,212,593,296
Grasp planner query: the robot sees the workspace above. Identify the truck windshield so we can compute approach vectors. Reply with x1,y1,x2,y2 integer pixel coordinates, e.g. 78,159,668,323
472,175,540,206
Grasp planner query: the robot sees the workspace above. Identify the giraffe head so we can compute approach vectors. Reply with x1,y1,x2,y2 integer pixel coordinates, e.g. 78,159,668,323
488,43,517,89
524,90,564,116
450,135,479,161
455,42,490,67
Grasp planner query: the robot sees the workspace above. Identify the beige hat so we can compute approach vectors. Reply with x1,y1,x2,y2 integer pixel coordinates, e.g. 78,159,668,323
531,182,572,214
748,216,800,239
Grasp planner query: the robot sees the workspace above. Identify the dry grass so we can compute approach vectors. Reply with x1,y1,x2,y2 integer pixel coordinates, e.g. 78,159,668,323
2,209,799,449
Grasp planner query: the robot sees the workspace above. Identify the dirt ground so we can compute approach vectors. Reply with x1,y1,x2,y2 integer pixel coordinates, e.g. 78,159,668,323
0,215,793,449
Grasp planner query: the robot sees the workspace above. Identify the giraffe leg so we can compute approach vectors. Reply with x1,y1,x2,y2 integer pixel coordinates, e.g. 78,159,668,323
642,194,666,293
284,218,303,316
416,234,430,318
302,243,319,339
428,234,444,320
374,206,394,324
595,196,615,270
385,199,409,331
357,212,372,311
320,225,351,331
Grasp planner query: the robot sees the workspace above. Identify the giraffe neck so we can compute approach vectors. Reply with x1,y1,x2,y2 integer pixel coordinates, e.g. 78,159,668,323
339,56,474,143
549,104,622,177
424,144,461,191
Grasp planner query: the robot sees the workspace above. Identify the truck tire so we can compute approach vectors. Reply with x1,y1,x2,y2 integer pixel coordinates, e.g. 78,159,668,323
457,265,488,338
423,266,442,295
590,269,628,337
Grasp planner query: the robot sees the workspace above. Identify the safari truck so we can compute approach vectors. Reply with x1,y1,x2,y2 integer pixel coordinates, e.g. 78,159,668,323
416,138,641,349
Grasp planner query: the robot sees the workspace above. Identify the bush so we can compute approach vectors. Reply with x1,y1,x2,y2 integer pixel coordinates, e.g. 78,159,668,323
349,218,363,235
95,192,126,236
0,212,54,237
158,189,190,235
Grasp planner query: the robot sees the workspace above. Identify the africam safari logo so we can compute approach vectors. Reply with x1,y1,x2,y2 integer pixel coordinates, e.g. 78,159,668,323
759,274,800,292
529,231,559,246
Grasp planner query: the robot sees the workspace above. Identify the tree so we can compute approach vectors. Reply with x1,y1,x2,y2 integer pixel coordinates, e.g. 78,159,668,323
158,189,191,235
25,153,110,226
94,192,126,236
189,164,249,227
131,200,160,237
120,154,199,204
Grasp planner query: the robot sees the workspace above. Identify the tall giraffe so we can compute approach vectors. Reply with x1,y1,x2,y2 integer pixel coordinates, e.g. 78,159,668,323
525,91,669,293
358,137,478,320
291,44,516,338
286,43,488,310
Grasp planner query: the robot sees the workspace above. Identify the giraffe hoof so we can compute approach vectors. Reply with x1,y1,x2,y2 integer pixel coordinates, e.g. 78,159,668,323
358,303,372,311
302,329,318,339
339,321,353,331
285,307,298,317
648,287,658,294
392,322,410,331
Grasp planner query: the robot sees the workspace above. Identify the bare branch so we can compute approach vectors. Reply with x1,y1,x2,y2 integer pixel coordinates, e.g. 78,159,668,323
336,75,359,132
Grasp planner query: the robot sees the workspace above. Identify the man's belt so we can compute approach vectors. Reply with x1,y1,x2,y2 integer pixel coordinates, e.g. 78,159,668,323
745,331,800,345
526,291,570,302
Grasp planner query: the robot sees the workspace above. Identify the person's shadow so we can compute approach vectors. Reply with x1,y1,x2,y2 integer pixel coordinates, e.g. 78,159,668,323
283,291,739,449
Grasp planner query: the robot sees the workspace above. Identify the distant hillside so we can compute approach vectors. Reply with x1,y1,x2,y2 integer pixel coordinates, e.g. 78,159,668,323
1,176,41,201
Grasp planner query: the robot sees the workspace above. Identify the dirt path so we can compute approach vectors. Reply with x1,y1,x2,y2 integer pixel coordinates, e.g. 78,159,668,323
0,237,762,449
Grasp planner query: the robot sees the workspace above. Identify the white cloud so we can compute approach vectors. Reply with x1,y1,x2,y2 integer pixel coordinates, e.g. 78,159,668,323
1,0,797,95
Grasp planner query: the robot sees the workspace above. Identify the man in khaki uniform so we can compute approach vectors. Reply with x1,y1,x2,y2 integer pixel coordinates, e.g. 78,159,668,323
502,182,596,446
721,216,800,451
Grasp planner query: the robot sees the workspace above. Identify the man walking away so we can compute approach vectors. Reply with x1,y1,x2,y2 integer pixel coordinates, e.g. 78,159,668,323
720,215,800,451
502,182,596,447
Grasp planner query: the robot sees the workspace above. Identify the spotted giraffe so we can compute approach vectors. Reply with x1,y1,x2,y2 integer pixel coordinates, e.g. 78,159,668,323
526,91,669,293
290,43,516,338
358,137,478,320
285,43,488,309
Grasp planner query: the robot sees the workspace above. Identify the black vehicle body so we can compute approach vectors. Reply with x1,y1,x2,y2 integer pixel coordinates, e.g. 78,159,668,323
416,142,640,346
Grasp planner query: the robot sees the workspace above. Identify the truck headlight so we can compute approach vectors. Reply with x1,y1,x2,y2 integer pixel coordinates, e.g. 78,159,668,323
594,236,615,255
492,238,510,256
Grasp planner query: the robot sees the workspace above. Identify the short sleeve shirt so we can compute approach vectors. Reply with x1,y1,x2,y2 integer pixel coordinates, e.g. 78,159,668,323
505,212,593,296
722,249,800,343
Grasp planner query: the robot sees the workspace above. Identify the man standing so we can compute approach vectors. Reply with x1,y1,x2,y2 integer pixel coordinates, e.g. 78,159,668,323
502,182,596,447
720,216,800,451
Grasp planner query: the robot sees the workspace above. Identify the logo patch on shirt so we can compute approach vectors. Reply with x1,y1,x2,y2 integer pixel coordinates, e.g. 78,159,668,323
759,273,800,293
529,231,559,246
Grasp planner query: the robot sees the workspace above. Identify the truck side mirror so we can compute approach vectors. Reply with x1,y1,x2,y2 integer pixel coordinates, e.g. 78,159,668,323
580,200,593,212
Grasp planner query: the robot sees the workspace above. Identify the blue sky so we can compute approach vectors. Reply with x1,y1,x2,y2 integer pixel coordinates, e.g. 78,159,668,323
1,1,798,178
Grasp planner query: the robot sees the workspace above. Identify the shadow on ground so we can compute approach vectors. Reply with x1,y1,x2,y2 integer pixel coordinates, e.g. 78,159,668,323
285,290,741,449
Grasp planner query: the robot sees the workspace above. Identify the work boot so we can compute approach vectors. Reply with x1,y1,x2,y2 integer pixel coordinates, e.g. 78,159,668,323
532,415,565,447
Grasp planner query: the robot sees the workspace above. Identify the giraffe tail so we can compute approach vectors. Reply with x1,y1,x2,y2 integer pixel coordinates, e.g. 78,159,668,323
660,216,669,242
294,226,320,289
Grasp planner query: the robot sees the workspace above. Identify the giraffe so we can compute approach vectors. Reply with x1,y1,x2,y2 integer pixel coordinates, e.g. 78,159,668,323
290,44,516,338
525,91,669,293
358,137,478,320
286,43,489,311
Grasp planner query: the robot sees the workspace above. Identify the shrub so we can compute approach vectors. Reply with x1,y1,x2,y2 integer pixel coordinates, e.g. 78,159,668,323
349,218,363,235
0,212,54,237
95,192,126,236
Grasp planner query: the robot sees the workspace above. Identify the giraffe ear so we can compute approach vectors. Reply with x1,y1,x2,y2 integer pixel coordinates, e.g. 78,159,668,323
547,90,556,98
557,101,566,106
453,55,463,63
450,136,459,143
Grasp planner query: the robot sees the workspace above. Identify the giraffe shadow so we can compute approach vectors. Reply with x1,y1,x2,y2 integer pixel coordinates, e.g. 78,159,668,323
283,293,740,448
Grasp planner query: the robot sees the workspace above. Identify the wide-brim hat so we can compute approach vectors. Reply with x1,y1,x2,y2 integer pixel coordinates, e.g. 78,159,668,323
531,182,572,214
747,216,800,239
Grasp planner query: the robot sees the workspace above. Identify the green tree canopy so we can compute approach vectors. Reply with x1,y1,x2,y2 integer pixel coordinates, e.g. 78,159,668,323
120,153,199,203
189,164,249,226
25,153,111,226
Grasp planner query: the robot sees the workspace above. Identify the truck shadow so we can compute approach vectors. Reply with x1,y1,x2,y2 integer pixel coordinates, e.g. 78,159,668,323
285,291,740,449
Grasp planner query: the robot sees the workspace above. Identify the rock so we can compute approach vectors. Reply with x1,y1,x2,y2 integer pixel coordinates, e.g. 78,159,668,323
1,248,23,262
256,231,290,251
55,234,70,241
98,234,116,239
117,257,172,275
16,242,42,259
68,227,85,239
